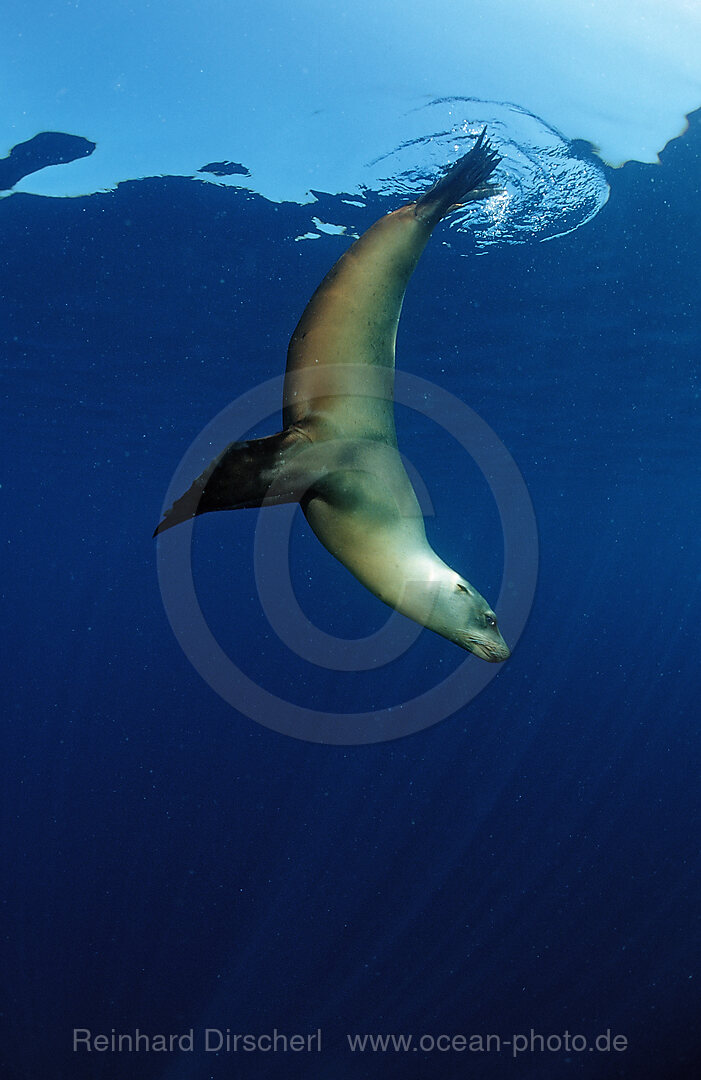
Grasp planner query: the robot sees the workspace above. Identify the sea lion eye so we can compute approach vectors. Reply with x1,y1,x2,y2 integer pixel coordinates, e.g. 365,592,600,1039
485,614,497,628
456,583,469,593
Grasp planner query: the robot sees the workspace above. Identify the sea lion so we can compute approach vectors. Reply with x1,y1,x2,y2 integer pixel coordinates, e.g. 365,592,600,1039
155,128,510,663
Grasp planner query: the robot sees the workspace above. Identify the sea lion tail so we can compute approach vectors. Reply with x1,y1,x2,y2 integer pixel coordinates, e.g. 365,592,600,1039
414,126,502,226
153,428,308,537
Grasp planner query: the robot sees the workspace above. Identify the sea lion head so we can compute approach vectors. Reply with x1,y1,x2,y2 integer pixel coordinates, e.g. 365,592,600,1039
441,579,511,663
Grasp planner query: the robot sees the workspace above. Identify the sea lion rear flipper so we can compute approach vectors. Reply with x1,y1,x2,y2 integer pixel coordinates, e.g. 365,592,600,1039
153,427,311,536
414,126,502,226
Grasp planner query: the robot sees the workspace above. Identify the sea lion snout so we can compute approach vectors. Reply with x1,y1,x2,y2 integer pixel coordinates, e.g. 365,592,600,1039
462,633,511,663
485,640,511,663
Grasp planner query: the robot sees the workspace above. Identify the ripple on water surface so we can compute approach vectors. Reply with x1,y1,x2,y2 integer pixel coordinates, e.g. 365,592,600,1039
313,97,611,249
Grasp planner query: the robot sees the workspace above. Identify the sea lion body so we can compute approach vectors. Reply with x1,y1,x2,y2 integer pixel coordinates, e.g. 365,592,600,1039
156,131,510,663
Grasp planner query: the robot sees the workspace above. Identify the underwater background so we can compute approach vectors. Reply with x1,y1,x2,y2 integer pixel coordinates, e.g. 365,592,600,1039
2,45,700,1080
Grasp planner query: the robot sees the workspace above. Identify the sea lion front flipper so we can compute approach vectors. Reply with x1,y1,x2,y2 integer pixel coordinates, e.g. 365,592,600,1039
414,126,502,226
153,427,312,536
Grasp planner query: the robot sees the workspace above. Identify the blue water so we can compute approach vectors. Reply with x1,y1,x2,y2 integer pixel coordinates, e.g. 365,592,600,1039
2,112,700,1079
